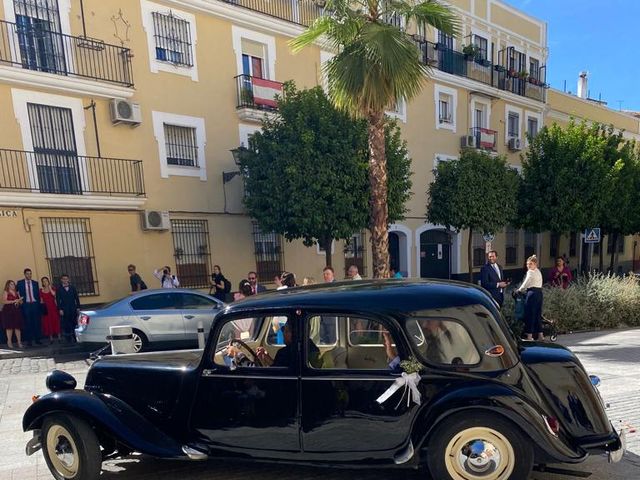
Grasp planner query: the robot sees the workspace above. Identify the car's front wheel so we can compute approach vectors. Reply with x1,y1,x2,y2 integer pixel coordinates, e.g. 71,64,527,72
427,413,533,480
42,413,102,480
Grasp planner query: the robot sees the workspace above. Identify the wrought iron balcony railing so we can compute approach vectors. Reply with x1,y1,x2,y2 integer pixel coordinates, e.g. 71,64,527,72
0,149,145,196
235,74,284,110
0,19,134,87
220,0,324,27
416,38,547,103
470,127,498,151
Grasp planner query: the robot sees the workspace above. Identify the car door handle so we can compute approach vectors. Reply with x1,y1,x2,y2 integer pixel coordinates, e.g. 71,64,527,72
185,315,195,319
141,316,151,320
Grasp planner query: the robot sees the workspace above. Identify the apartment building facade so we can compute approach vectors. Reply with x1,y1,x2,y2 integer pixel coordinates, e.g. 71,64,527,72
0,0,637,303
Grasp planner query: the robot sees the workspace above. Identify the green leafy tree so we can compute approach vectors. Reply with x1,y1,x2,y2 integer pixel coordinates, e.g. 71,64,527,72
290,0,458,278
519,121,611,258
594,125,640,272
239,83,412,267
427,149,519,282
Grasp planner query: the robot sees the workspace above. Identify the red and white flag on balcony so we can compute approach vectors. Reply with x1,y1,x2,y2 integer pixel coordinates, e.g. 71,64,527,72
252,78,282,108
479,128,496,149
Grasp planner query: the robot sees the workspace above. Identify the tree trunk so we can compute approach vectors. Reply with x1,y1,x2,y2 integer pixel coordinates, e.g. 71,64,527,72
609,231,618,273
468,227,474,284
367,110,390,278
599,233,605,272
320,235,332,268
552,232,560,261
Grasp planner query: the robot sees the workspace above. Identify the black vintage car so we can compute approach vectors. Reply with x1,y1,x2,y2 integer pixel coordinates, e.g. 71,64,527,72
23,280,624,480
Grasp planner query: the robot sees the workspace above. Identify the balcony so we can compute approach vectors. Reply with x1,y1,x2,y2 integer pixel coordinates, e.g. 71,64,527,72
0,19,134,87
235,74,284,122
470,127,497,151
0,149,144,201
220,0,324,26
416,39,547,103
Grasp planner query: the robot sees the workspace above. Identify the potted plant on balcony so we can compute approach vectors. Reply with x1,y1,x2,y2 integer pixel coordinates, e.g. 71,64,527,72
528,76,540,86
507,68,518,77
240,87,255,107
494,64,506,73
518,70,529,80
462,44,480,60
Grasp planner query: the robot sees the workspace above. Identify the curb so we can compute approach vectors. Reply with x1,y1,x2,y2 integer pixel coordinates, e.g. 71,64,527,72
0,343,95,360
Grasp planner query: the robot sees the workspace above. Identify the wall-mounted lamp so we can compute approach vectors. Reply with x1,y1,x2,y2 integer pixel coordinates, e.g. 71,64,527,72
223,145,248,184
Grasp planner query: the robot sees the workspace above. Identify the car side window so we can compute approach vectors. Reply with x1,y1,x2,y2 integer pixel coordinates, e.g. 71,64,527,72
308,315,400,370
181,293,219,310
213,316,293,369
130,293,180,311
410,318,480,366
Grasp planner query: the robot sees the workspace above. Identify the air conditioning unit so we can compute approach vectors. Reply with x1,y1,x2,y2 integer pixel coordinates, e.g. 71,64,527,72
461,135,477,148
110,98,141,125
508,137,522,151
142,210,170,231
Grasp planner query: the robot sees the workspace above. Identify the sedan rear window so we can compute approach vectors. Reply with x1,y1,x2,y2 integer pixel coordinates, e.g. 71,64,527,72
408,318,480,366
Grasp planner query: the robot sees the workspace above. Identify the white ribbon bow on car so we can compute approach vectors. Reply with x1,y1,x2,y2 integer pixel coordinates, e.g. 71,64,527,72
376,372,422,409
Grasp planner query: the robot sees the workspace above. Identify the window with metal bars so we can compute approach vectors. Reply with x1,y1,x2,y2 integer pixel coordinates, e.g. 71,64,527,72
569,232,577,257
252,222,283,283
505,227,518,266
152,11,193,67
472,231,485,267
606,235,625,254
164,124,198,167
439,97,452,123
344,232,367,278
170,219,211,288
527,117,539,139
41,217,98,296
524,231,537,259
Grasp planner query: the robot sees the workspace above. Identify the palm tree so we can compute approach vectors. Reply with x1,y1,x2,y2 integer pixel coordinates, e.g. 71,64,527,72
291,0,459,278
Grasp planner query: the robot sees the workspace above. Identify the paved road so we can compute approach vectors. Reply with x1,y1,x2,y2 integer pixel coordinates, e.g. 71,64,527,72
1,329,639,480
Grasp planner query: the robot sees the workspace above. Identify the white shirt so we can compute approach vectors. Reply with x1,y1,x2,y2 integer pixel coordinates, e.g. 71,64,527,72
153,269,180,288
518,268,543,292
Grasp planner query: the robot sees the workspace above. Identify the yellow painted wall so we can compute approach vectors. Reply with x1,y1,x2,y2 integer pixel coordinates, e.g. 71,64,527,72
489,3,541,44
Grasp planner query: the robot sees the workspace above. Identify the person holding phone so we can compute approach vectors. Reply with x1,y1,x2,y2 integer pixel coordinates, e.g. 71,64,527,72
480,250,509,307
548,257,572,289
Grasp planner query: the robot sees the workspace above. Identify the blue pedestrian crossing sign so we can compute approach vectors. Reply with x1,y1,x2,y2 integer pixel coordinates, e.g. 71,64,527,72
584,228,601,243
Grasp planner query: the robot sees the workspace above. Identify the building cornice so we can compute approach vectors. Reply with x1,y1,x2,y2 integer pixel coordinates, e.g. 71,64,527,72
0,193,147,210
0,66,135,99
163,0,307,38
430,69,546,112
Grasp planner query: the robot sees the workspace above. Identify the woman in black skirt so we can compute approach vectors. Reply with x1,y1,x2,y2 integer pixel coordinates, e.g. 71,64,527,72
517,255,544,341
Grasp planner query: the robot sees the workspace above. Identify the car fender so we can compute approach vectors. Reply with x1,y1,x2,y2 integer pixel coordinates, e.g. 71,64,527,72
23,389,186,458
411,381,586,463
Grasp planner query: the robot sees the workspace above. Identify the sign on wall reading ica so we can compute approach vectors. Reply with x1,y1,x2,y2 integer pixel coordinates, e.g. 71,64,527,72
0,210,18,218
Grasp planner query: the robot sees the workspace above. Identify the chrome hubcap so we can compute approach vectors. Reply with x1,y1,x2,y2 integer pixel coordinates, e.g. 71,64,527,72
445,427,514,480
46,425,78,478
132,333,143,352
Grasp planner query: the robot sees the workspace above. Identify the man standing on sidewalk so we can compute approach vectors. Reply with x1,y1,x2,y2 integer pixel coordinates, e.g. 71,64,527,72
481,250,509,307
56,274,80,342
16,268,41,346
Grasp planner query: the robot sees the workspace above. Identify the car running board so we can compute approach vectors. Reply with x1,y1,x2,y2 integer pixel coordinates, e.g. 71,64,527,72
182,445,208,460
393,440,414,465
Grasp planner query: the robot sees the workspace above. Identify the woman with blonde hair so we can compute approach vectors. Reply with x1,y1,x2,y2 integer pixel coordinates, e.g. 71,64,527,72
517,255,544,341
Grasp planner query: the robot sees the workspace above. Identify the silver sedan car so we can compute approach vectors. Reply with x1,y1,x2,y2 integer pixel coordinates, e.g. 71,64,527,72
75,289,224,352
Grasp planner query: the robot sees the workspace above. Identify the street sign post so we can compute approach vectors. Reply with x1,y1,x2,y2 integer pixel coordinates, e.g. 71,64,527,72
584,228,601,244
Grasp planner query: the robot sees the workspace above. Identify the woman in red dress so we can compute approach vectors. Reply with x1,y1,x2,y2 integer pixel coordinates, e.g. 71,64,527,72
40,276,61,343
2,280,24,349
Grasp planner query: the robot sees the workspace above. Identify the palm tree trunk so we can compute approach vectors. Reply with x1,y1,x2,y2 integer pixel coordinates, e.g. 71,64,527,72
367,110,390,278
468,227,473,283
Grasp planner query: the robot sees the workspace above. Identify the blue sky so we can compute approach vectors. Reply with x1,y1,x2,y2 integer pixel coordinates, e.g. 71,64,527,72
508,0,640,111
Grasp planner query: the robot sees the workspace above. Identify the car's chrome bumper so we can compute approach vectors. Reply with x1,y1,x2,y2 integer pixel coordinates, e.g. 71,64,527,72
74,326,106,344
25,430,41,456
608,428,626,463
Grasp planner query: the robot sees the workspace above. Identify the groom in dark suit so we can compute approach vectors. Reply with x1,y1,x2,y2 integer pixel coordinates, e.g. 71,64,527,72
480,251,509,307
16,268,42,346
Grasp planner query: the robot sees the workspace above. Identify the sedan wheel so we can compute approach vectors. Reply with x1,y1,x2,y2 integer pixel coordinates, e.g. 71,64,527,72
42,414,101,480
131,330,147,353
427,414,532,480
